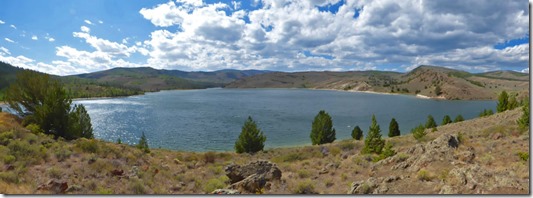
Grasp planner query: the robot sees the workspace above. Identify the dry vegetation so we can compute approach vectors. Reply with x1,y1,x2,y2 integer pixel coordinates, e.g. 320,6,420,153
0,107,529,194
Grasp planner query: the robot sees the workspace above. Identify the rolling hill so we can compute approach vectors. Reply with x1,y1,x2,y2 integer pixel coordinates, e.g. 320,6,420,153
226,65,529,100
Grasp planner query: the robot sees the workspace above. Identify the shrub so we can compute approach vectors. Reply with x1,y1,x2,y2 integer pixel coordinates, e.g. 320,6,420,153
388,118,400,137
130,180,146,194
417,169,433,181
54,146,72,162
517,152,529,162
351,125,363,140
497,91,509,112
339,141,356,151
425,115,437,129
362,115,384,154
76,138,99,153
310,110,336,145
0,172,19,183
3,155,15,164
203,151,216,164
297,170,311,178
411,124,426,141
137,132,150,153
8,139,47,165
0,131,14,146
507,94,519,110
203,176,229,193
47,167,63,179
235,116,266,153
478,109,494,117
294,180,316,194
329,146,341,156
25,124,43,134
373,142,396,162
441,115,452,125
454,115,464,123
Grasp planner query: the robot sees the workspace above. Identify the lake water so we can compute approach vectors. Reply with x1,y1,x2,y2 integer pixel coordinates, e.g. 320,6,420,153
73,88,496,152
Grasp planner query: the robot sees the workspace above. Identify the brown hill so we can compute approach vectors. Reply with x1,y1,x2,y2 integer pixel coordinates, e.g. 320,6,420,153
226,65,529,100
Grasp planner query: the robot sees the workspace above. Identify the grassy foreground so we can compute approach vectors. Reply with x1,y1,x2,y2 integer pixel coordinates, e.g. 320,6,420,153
0,108,529,194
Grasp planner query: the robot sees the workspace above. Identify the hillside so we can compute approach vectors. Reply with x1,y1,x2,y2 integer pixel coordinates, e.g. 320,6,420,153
0,63,271,99
0,107,528,194
226,65,529,100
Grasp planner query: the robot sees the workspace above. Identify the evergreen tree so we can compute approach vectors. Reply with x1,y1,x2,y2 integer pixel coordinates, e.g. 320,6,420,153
454,115,464,123
388,118,400,137
235,116,267,153
435,85,442,96
6,70,93,140
411,124,426,141
497,91,509,112
425,115,437,129
517,98,530,130
507,94,519,110
362,115,385,154
442,115,452,125
137,132,150,153
351,125,363,140
310,110,336,145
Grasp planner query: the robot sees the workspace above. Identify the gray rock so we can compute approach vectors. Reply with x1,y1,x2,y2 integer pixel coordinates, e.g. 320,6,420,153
439,185,457,194
212,189,241,194
225,161,282,193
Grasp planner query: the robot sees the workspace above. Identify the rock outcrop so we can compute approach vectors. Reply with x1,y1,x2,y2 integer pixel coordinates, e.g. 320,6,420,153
224,160,282,193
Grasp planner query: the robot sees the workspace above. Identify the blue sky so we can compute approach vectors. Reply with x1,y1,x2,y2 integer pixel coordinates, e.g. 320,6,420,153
0,0,529,75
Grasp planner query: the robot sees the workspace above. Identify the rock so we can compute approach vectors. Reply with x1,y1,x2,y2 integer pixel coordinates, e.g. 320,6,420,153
37,179,68,194
320,146,329,156
171,182,186,192
225,161,282,184
491,133,503,140
173,159,182,164
4,164,14,171
455,149,476,163
385,176,400,183
212,189,241,194
439,185,457,194
225,161,282,193
66,184,82,193
319,163,338,174
110,169,124,177
349,178,380,194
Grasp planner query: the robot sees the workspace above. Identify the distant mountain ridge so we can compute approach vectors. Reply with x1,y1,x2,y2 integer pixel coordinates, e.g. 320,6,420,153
226,65,529,100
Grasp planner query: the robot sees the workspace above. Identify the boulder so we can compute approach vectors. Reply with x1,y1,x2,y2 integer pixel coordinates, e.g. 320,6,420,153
224,161,282,194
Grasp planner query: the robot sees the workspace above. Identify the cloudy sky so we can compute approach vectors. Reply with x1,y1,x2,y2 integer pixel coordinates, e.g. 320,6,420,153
0,0,529,76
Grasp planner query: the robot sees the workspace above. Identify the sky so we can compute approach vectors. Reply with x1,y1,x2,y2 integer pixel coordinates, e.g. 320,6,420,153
0,0,529,76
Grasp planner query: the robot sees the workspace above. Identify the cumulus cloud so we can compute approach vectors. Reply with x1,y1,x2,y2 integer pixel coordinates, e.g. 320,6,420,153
4,38,14,43
84,20,93,25
9,25,16,29
0,46,10,55
0,20,4,24
98,20,104,24
31,35,38,40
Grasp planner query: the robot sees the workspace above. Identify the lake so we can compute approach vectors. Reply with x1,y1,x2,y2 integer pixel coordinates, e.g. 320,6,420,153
73,88,496,152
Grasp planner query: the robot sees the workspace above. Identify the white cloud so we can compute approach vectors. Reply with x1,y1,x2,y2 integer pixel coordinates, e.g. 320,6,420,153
520,68,529,73
4,38,14,43
0,46,10,55
48,37,55,42
98,20,104,24
0,20,4,24
73,31,137,57
81,26,90,33
84,20,93,25
31,35,38,40
9,25,16,29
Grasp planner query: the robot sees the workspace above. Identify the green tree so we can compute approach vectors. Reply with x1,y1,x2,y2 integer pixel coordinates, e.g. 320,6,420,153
442,115,452,125
517,99,530,130
351,125,363,140
497,91,509,112
235,116,267,153
507,94,519,110
388,118,400,137
137,132,150,153
425,115,437,129
310,110,336,145
6,70,93,140
454,115,464,123
478,109,494,117
411,124,426,141
435,85,442,96
362,115,385,154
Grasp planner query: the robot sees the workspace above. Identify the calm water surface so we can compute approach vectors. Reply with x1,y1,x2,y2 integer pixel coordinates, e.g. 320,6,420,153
73,88,496,151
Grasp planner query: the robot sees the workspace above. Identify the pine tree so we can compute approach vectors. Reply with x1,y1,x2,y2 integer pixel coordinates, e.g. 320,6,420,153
454,115,464,123
507,94,519,110
310,110,336,145
442,115,452,125
425,115,437,129
235,116,267,153
517,98,530,130
388,118,400,137
497,91,509,112
137,132,150,153
362,115,385,154
351,125,363,140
